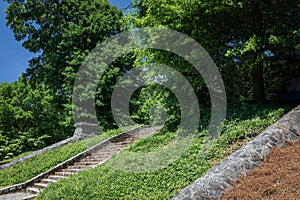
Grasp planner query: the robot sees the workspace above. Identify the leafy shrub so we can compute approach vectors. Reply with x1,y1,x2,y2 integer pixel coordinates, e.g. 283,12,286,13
0,79,71,161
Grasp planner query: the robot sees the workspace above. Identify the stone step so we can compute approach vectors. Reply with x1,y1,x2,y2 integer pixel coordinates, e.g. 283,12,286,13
89,155,112,160
62,168,84,173
82,157,106,162
26,187,40,194
120,140,133,144
115,143,130,148
21,194,38,200
68,165,90,169
78,160,106,168
114,146,127,151
34,183,48,189
55,171,74,176
85,155,110,159
48,175,65,180
75,161,98,166
114,140,132,144
92,152,114,157
96,160,108,166
80,158,103,162
41,178,57,184
97,147,112,151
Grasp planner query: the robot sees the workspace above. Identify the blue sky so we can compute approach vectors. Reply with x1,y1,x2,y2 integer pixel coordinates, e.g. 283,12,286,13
0,0,132,83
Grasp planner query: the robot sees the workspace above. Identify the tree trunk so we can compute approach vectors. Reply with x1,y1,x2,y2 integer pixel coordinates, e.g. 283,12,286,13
251,1,265,102
252,65,266,102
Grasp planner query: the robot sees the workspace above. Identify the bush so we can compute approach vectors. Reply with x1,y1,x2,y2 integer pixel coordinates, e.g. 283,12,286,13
0,79,71,161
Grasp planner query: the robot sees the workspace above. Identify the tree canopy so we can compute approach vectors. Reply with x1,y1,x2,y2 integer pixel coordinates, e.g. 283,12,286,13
132,0,300,102
5,0,125,94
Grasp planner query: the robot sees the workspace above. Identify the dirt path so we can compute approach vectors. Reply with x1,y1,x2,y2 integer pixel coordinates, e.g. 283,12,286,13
221,138,300,200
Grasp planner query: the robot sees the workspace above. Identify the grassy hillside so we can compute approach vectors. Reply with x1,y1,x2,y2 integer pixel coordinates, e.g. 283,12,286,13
36,103,292,200
0,127,138,188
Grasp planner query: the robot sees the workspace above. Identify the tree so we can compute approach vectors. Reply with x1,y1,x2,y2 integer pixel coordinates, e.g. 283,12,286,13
5,0,124,93
218,0,300,102
0,78,67,160
5,0,126,129
130,83,181,131
132,0,300,102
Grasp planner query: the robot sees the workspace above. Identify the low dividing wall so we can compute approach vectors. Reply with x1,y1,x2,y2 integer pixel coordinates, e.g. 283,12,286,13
172,105,300,200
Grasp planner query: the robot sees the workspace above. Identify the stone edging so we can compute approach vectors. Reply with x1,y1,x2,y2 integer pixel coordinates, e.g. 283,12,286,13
0,125,148,195
172,105,300,200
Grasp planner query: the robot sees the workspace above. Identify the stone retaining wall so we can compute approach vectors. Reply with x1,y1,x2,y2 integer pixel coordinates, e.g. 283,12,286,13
172,105,300,200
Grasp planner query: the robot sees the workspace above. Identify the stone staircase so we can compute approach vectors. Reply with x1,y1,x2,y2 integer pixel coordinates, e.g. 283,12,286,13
0,126,161,200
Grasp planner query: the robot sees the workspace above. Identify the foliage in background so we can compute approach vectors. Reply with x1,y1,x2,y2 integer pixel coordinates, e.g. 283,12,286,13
132,0,300,102
1,0,134,160
130,83,181,131
4,0,126,130
5,0,124,94
0,78,68,161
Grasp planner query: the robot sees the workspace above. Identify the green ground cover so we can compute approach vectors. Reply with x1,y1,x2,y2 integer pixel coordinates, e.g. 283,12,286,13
36,103,292,200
